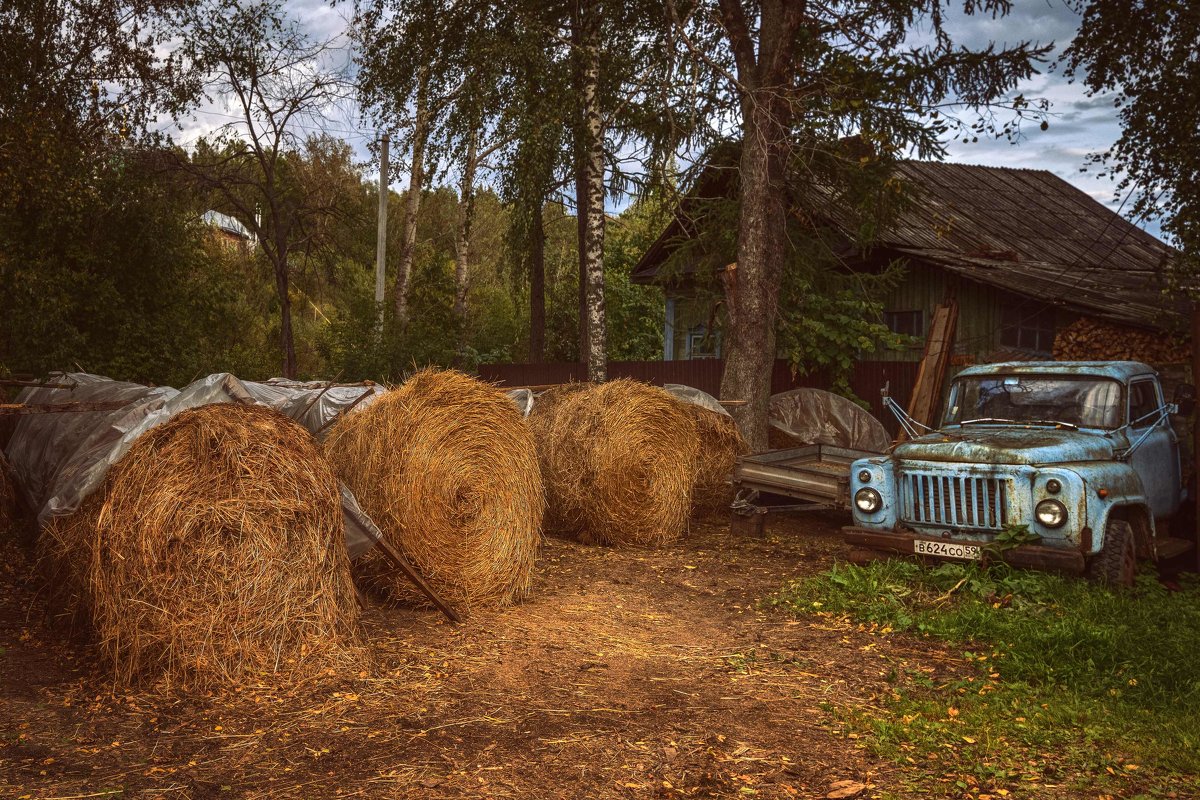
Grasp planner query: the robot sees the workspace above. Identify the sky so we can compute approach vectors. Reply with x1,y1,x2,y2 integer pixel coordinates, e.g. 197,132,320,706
169,0,1150,233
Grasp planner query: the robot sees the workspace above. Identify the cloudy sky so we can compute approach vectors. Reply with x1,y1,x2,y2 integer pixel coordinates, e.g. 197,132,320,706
171,0,1148,232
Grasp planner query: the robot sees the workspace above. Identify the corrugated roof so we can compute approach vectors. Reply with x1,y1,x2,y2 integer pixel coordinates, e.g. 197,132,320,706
630,159,1187,331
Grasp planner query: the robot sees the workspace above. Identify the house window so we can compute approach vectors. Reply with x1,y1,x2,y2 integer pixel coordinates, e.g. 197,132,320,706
1000,304,1056,354
686,324,721,359
884,310,924,337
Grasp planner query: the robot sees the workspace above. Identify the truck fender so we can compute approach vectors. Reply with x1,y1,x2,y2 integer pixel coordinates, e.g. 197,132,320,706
1100,504,1154,560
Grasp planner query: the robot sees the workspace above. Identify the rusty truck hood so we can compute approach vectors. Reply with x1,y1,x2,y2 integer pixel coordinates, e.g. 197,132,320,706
894,426,1116,465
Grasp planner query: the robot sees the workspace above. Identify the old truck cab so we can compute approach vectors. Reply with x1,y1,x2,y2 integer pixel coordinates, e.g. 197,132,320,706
843,361,1193,584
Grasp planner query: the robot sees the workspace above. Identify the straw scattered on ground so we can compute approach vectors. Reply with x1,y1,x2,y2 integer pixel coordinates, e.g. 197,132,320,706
38,403,361,687
681,403,748,513
0,452,16,538
531,379,699,547
325,369,544,613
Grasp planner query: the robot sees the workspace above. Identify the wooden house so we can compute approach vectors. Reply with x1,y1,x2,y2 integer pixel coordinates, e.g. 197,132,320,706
630,160,1190,369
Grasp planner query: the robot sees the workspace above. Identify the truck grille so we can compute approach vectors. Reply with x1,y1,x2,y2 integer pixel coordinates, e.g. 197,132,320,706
901,472,1009,530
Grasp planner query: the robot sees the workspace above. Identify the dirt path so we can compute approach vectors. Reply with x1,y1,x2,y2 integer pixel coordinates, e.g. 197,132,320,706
0,513,950,799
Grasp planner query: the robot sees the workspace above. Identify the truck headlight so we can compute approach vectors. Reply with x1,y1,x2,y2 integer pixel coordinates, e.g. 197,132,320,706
1035,499,1067,528
854,488,882,514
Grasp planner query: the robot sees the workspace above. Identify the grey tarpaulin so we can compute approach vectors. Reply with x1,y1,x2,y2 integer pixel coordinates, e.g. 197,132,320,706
664,384,730,416
245,379,384,436
768,387,890,453
506,388,534,417
3,373,383,557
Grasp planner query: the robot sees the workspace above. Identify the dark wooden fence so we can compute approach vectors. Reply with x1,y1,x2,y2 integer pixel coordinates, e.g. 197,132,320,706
477,359,920,434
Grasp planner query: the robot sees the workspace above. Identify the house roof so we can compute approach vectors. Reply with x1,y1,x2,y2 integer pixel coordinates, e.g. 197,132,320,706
630,159,1187,332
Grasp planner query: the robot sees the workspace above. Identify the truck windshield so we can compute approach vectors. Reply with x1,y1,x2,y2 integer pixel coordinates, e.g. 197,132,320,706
943,375,1123,429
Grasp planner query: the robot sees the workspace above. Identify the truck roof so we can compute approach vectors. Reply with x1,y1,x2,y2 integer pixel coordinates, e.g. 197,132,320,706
954,360,1157,382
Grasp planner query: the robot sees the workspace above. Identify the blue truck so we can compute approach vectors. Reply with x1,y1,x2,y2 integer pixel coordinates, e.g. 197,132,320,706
842,361,1194,585
730,361,1195,584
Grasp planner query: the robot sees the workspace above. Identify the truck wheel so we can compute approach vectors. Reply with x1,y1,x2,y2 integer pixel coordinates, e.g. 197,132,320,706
1088,518,1137,588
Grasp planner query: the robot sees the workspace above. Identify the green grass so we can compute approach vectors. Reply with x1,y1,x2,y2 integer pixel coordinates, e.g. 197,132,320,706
769,560,1200,798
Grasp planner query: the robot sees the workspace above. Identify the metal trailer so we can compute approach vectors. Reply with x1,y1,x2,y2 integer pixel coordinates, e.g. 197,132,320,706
729,444,878,535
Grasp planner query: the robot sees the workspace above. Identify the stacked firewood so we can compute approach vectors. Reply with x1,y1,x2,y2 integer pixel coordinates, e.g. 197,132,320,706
1053,317,1191,365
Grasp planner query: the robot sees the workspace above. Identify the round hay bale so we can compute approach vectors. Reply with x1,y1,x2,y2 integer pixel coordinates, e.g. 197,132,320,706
682,403,748,514
535,379,699,546
40,403,360,686
324,369,543,611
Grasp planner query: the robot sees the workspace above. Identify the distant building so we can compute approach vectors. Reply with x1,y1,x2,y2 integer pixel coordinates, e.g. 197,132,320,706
202,210,255,249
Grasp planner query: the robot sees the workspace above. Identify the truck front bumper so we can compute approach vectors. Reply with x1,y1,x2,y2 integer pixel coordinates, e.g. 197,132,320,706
842,527,1086,575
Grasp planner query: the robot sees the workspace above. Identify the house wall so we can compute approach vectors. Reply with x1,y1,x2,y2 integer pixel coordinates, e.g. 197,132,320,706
658,260,1085,370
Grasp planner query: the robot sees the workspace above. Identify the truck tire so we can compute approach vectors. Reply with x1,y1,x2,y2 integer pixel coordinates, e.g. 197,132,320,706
1088,518,1137,588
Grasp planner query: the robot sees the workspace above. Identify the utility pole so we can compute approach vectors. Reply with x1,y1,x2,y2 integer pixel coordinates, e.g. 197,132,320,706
375,133,390,327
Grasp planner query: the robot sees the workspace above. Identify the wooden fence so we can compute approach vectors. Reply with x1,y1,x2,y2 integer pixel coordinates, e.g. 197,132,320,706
477,359,920,435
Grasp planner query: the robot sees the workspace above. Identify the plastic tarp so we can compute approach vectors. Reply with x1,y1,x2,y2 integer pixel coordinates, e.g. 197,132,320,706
664,384,730,416
3,373,380,558
506,388,534,417
768,387,890,453
243,379,383,437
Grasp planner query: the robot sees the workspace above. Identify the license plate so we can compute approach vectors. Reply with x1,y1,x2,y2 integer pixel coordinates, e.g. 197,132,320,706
913,539,982,561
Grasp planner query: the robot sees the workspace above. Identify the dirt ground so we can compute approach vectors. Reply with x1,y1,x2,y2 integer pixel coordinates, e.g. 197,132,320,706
0,511,959,799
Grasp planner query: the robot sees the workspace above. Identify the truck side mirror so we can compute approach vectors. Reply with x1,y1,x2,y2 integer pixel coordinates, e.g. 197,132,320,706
1172,383,1196,416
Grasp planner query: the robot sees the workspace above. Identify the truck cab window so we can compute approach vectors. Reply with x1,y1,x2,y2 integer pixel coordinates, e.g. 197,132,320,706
1128,379,1160,428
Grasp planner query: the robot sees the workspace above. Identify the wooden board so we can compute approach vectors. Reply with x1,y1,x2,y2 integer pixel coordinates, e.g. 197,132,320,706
901,301,959,439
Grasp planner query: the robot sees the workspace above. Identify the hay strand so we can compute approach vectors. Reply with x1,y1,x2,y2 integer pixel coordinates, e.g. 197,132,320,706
39,403,361,686
681,403,748,514
531,379,699,546
325,369,544,612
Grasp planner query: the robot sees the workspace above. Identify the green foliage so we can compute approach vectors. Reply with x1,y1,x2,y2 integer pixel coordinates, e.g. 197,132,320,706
770,560,1200,794
1064,1,1200,302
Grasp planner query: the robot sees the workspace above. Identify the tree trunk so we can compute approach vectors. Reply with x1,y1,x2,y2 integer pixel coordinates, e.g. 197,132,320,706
272,245,297,379
714,0,804,451
576,0,607,382
575,156,589,366
719,93,790,451
394,74,430,325
529,204,546,362
454,130,478,358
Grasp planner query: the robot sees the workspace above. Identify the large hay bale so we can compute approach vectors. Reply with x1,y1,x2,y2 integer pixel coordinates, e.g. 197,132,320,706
681,403,748,513
533,379,699,546
325,369,543,611
39,403,360,686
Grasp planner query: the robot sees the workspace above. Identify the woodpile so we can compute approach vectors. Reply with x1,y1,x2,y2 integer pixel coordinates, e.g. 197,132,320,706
1053,317,1190,364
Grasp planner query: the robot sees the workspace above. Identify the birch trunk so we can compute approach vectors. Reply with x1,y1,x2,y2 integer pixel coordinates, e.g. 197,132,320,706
577,0,607,382
393,75,430,325
454,130,478,356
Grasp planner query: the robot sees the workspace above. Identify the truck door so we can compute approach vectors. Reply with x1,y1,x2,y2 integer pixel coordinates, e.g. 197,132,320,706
1127,378,1182,519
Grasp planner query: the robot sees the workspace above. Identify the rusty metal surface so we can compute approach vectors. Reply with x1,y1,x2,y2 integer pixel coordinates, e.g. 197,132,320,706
842,526,1087,574
733,445,875,506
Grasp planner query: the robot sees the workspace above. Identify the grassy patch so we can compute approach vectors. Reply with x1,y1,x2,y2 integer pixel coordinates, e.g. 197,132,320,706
770,560,1200,798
